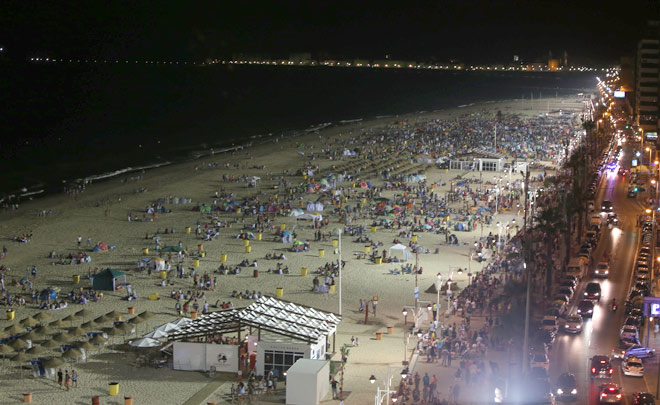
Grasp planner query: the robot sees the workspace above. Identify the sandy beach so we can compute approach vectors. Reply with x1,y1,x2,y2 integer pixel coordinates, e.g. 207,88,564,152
0,95,586,404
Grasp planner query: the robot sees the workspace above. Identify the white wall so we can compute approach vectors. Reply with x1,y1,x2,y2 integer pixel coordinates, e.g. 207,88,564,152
285,360,329,405
173,342,238,373
256,341,311,376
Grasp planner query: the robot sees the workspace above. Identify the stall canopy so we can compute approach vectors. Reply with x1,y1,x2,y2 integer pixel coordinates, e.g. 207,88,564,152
169,297,341,345
91,269,126,291
389,243,412,261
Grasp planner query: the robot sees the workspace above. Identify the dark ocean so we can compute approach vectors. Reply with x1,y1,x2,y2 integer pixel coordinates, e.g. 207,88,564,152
0,62,596,199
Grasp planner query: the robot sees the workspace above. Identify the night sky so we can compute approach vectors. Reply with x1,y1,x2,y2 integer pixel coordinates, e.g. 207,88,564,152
1,0,657,64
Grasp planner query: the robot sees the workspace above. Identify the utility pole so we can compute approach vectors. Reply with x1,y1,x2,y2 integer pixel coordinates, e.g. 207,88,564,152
522,167,532,374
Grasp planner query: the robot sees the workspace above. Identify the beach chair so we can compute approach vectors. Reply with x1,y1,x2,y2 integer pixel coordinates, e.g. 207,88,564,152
389,269,400,275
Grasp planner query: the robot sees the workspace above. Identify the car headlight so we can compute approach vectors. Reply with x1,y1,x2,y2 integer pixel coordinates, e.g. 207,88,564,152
571,389,577,395
576,325,581,329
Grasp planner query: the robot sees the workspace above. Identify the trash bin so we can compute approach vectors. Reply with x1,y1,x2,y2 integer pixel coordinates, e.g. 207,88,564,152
375,257,383,264
318,249,325,258
109,382,119,396
185,227,191,234
142,248,149,255
364,246,371,253
245,246,252,253
242,239,250,247
387,326,394,334
375,332,383,341
198,244,204,252
124,396,133,405
329,285,336,293
253,269,258,278
200,251,206,258
220,253,227,262
371,226,377,233
256,233,262,241
276,287,284,298
332,239,338,247
159,270,167,280
192,259,200,267
23,392,32,403
92,396,100,405
236,207,242,214
280,224,286,231
412,235,418,243
7,309,15,321
191,310,198,320
128,307,135,315
301,267,308,277
72,275,80,284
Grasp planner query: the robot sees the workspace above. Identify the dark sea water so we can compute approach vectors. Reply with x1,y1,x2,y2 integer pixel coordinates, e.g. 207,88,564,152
0,62,596,199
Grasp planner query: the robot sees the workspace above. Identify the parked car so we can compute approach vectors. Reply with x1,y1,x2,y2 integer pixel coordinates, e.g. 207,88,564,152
621,356,644,377
531,352,550,370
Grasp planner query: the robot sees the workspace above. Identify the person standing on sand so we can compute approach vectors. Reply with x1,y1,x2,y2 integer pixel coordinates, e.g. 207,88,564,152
72,369,78,388
65,370,71,390
57,369,63,388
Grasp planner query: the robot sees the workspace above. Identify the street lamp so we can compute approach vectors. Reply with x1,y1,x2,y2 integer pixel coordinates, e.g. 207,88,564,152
335,228,343,316
402,308,408,325
647,147,652,166
369,366,405,405
435,273,443,322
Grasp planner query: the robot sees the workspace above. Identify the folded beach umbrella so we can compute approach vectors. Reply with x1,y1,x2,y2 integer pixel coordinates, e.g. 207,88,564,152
6,324,25,335
20,316,39,328
33,312,51,323
10,338,29,350
44,357,64,368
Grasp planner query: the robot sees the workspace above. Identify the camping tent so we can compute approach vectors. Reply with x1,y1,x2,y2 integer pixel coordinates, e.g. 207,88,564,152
91,269,126,291
92,242,109,252
151,258,165,271
39,288,58,301
389,244,412,261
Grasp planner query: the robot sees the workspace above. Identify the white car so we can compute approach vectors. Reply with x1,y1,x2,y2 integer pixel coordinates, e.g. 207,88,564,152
530,352,550,370
563,315,583,334
595,262,609,277
620,325,639,341
621,356,644,377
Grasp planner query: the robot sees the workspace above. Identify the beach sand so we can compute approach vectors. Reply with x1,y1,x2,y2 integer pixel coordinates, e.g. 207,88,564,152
0,96,584,404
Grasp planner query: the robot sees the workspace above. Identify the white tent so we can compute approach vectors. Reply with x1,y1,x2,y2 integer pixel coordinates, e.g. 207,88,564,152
144,329,170,339
129,337,162,348
314,202,324,212
289,208,305,217
172,318,192,328
306,202,316,211
286,359,330,405
151,258,165,271
296,213,322,221
389,243,412,261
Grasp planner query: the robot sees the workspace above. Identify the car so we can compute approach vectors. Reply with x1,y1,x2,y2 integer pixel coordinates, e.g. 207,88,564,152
595,262,609,277
578,300,595,317
531,352,550,370
587,201,595,212
584,282,602,302
627,189,638,198
559,279,577,291
625,315,643,328
555,373,577,401
607,213,619,226
556,287,574,299
542,316,559,333
535,329,556,350
632,392,655,404
612,336,643,359
553,294,570,305
601,200,613,212
620,325,640,341
624,345,655,359
550,300,567,315
622,356,644,377
529,365,550,381
640,247,650,256
599,383,622,403
627,308,645,326
591,355,614,379
580,242,592,253
563,315,583,334
577,249,591,259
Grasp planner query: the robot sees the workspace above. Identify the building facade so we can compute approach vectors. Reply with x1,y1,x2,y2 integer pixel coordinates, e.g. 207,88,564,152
635,21,660,133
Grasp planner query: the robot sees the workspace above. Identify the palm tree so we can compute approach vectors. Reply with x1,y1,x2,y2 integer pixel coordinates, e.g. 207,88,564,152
534,204,565,298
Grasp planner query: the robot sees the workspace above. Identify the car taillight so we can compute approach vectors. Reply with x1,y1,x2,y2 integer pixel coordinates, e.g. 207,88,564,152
592,367,596,373
601,393,607,398
616,394,622,399
609,368,614,374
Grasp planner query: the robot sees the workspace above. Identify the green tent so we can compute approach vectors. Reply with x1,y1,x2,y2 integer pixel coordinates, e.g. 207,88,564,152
159,245,184,252
92,269,126,291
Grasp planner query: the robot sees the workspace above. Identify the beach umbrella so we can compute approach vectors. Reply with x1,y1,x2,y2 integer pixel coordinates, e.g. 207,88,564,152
0,344,15,360
10,338,29,351
49,319,66,328
128,315,145,325
89,335,108,345
68,326,88,336
76,341,96,352
62,314,80,326
26,345,45,357
129,338,161,348
138,311,155,320
41,339,60,349
105,310,121,320
5,324,25,335
52,332,74,342
103,327,121,336
23,330,43,341
115,323,134,334
75,309,93,322
94,314,111,323
10,352,29,362
0,329,8,339
33,312,51,323
81,320,97,329
44,357,64,369
37,325,56,335
20,316,39,328
62,348,83,360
